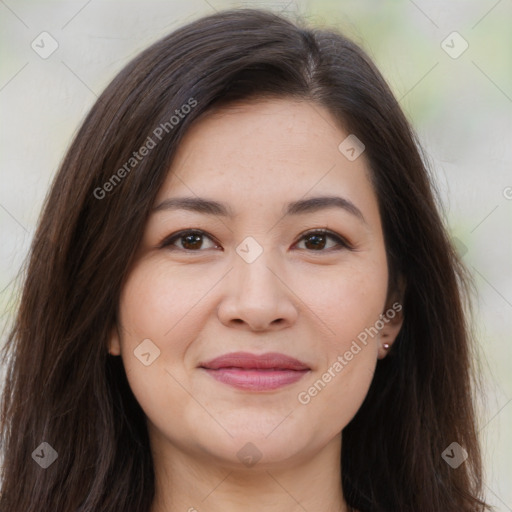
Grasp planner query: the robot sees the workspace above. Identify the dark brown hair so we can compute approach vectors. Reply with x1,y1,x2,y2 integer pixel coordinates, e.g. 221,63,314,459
0,8,490,512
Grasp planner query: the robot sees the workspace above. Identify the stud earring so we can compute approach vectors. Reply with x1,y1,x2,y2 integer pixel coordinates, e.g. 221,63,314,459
383,342,390,350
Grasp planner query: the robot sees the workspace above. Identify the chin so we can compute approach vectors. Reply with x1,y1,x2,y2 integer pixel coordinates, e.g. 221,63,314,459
200,436,306,471
192,417,316,468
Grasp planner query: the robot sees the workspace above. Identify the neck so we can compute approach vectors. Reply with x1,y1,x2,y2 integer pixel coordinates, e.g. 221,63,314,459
150,433,348,512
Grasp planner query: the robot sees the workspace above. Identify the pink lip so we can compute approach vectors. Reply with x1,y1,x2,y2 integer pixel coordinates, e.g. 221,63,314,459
199,351,310,391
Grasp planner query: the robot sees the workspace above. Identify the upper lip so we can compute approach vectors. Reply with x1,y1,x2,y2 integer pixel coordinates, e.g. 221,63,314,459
199,352,310,371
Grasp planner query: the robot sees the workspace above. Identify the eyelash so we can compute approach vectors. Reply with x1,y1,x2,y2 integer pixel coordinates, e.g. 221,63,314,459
159,228,353,253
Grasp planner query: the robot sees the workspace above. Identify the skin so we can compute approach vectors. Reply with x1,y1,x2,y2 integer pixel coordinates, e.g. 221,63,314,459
109,98,404,512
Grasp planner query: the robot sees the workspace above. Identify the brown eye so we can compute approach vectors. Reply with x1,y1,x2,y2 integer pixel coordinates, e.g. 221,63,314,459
295,230,351,252
160,229,350,253
161,230,219,251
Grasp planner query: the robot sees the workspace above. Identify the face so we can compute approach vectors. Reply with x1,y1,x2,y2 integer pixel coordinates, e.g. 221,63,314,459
109,98,403,470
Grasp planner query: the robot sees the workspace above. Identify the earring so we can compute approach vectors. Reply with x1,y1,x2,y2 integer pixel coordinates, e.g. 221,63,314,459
383,342,390,350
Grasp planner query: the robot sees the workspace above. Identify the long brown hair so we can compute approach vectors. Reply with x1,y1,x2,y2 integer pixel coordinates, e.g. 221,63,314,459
0,8,490,511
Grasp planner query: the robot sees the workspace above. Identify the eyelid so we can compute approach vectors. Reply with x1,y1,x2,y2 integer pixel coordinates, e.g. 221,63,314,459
159,229,221,250
159,228,353,252
295,228,353,250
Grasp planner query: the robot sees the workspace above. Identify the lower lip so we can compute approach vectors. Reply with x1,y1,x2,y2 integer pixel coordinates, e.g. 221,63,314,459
202,368,309,391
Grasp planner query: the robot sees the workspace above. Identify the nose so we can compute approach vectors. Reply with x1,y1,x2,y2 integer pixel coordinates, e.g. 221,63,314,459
217,250,298,332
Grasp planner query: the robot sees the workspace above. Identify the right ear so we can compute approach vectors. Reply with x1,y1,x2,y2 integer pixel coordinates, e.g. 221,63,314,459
108,324,121,356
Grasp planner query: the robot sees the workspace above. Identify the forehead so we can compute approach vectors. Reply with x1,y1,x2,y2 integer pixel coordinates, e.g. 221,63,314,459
156,98,379,225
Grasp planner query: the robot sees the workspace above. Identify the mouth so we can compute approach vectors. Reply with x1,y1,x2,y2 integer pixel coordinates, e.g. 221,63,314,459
199,351,310,391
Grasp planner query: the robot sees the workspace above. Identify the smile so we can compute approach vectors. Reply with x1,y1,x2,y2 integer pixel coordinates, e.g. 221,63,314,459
199,351,311,391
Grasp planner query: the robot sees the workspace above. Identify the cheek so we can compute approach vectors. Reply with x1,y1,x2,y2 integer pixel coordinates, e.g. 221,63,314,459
296,297,380,440
292,250,387,431
302,251,389,345
303,349,376,441
117,259,212,348
115,260,201,394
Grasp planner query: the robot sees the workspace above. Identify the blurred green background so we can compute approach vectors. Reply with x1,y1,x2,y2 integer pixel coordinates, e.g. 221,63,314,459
1,0,511,509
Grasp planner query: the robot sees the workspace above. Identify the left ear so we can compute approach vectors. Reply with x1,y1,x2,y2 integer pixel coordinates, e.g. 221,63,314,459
377,277,405,359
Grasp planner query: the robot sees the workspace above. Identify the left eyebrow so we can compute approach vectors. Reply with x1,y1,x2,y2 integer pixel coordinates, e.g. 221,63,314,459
284,195,367,224
152,195,367,225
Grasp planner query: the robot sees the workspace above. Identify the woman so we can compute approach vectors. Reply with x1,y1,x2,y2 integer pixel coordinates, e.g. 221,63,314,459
0,8,490,512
